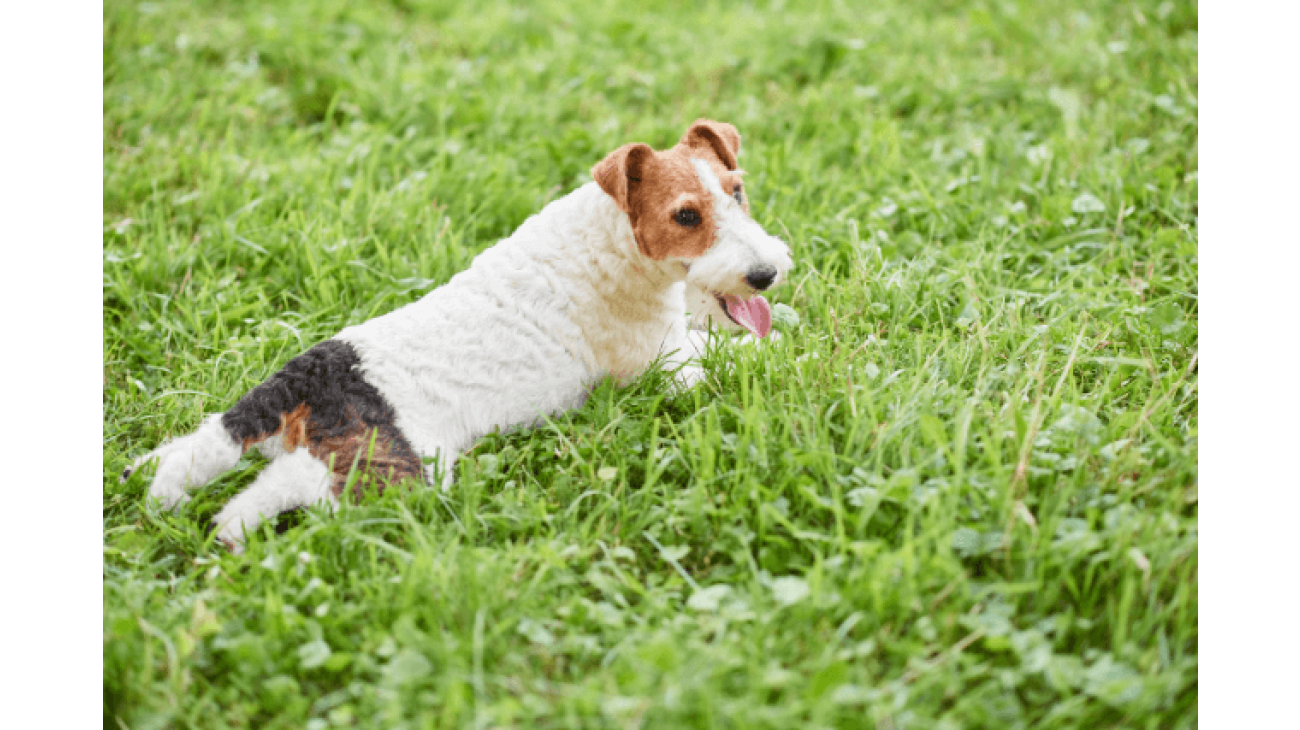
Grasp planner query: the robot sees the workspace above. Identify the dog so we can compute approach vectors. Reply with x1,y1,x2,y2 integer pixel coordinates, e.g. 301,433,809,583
121,119,794,552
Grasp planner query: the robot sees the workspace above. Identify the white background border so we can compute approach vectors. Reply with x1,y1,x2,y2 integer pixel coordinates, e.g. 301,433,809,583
2,2,104,726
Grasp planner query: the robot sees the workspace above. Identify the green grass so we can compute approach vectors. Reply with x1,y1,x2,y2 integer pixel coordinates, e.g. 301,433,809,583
103,0,1198,727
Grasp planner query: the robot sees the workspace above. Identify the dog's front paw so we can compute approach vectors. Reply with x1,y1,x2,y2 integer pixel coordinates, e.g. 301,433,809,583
673,365,706,391
422,453,460,494
737,330,783,347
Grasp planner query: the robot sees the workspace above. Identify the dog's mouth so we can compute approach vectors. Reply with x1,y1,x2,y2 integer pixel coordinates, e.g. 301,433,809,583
714,293,773,339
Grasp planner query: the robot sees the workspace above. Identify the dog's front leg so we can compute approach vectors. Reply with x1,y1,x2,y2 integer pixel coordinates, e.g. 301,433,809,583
673,363,706,390
421,447,460,493
736,330,783,347
660,328,707,391
676,324,785,382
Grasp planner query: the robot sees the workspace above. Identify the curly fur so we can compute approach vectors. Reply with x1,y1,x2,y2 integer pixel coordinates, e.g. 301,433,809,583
122,120,794,552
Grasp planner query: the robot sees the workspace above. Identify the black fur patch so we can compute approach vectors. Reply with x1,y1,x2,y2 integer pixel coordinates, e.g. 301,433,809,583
221,340,425,495
222,340,373,443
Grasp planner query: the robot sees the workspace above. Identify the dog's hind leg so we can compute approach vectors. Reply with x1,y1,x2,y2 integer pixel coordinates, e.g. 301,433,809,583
126,340,374,507
210,449,336,554
122,414,244,511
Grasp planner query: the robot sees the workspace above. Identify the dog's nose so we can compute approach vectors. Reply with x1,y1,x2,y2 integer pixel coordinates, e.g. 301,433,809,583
745,265,778,291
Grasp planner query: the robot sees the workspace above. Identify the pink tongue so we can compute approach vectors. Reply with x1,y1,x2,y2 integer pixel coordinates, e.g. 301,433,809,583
724,295,773,338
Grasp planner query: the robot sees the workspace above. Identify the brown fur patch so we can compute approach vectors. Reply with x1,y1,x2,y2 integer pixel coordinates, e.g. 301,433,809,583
591,119,749,261
677,120,749,215
235,402,420,498
678,119,741,170
304,406,424,499
591,143,654,217
281,403,310,451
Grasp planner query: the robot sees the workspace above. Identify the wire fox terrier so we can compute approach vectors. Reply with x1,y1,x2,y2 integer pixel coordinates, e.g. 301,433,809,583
122,119,795,551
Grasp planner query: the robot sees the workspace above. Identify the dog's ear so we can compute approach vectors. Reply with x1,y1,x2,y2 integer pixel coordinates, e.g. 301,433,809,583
592,143,654,214
679,119,741,170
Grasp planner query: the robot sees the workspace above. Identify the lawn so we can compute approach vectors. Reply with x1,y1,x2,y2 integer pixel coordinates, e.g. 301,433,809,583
103,0,1198,727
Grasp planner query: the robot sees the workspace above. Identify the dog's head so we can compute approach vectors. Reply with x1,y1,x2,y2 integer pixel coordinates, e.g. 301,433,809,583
592,119,794,338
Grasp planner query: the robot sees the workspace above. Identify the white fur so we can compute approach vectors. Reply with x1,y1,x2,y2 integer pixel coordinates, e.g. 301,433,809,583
684,160,793,301
210,449,335,554
128,414,243,510
685,281,743,333
129,171,792,549
334,180,791,486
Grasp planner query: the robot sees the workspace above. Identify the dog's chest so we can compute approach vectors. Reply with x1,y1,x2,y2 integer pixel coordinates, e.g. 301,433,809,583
577,289,686,384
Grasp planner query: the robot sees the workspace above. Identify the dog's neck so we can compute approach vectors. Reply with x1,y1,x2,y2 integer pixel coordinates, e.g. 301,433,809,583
502,183,688,381
559,183,687,302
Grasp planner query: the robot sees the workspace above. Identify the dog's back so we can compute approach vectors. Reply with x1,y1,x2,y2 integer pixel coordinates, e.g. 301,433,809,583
335,183,641,470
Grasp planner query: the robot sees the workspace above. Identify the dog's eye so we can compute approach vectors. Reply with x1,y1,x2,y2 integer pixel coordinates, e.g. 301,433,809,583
733,184,745,205
674,208,702,227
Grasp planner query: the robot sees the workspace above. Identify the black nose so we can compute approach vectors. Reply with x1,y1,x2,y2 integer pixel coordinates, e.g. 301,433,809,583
745,265,777,291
